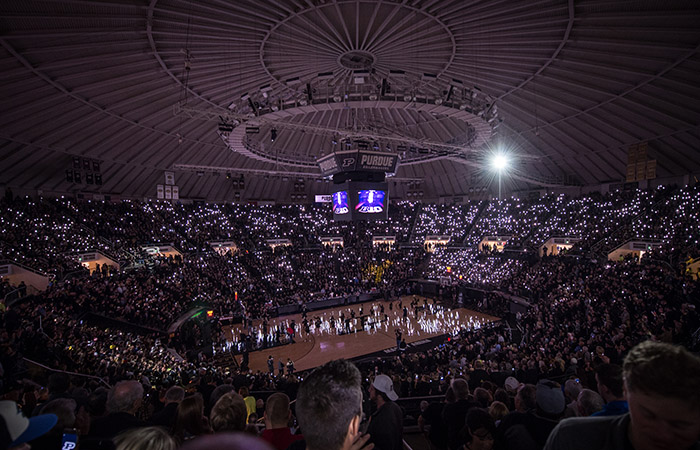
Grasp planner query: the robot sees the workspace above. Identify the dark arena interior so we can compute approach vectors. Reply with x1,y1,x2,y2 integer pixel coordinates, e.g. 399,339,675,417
1,1,700,450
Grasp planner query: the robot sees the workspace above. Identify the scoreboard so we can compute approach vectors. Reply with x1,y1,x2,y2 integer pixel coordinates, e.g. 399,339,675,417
332,181,389,221
319,150,395,222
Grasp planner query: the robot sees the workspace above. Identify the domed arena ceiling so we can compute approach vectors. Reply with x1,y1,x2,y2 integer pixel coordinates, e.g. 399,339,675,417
1,0,699,201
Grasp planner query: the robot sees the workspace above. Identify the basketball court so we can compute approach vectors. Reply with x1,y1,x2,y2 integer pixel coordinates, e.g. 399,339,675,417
224,296,500,373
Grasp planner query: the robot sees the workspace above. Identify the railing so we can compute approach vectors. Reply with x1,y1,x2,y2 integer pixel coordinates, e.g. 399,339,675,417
23,358,111,389
0,258,49,277
65,247,122,266
62,268,90,282
185,249,216,260
76,223,115,250
3,287,22,305
86,312,166,335
4,284,40,306
690,326,700,352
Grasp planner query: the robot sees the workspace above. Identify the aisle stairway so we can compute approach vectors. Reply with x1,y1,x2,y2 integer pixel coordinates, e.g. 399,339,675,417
590,186,679,256
462,200,489,245
213,348,239,372
407,204,424,244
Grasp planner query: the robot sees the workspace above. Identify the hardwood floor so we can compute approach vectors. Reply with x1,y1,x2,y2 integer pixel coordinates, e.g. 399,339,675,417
224,296,499,373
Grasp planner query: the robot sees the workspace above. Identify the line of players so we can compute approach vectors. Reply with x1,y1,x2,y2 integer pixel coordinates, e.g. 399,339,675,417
224,297,491,353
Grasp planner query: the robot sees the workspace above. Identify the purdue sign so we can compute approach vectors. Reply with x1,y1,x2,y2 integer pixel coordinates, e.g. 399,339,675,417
317,154,339,177
316,150,399,177
317,150,399,176
357,152,397,172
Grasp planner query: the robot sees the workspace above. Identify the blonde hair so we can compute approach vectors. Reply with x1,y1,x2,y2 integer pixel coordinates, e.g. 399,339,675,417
210,392,247,432
488,401,509,421
115,426,176,450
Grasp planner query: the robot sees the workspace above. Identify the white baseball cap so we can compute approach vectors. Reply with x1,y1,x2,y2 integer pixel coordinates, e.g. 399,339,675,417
372,374,398,401
504,376,520,392
0,400,57,447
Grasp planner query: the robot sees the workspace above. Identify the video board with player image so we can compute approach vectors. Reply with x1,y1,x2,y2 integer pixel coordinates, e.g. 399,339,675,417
331,181,388,221
331,190,351,220
355,189,387,215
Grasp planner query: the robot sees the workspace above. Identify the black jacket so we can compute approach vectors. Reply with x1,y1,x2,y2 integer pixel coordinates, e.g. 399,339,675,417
88,412,147,439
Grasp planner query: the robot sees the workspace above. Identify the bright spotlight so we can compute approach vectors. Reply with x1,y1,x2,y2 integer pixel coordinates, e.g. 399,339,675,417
491,153,509,172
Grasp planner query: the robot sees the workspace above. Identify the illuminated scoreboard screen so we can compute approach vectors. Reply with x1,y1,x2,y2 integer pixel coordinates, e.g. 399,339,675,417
332,190,351,220
332,182,388,221
355,189,386,214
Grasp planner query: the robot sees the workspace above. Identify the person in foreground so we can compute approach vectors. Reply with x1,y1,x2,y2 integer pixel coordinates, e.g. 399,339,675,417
366,374,403,450
543,340,700,450
463,408,496,450
260,392,303,450
292,359,373,450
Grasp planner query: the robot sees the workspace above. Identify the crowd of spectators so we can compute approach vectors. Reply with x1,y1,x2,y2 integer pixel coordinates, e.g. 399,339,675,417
527,188,665,251
2,185,697,276
412,203,482,244
1,184,700,449
465,195,563,248
2,251,698,449
0,197,100,277
424,248,529,289
623,185,700,261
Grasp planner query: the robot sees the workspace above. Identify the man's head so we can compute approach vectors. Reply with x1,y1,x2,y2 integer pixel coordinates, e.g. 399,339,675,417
164,386,185,405
563,379,582,403
464,408,496,448
296,359,363,450
210,392,247,432
576,389,604,417
623,341,700,450
369,375,398,405
38,398,77,433
473,387,492,408
451,378,470,401
535,380,566,419
514,384,537,413
595,363,624,403
504,376,520,395
209,384,235,411
106,381,144,415
264,393,291,429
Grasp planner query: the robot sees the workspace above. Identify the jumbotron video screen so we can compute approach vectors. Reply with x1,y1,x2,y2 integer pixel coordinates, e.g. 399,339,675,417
332,182,388,221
